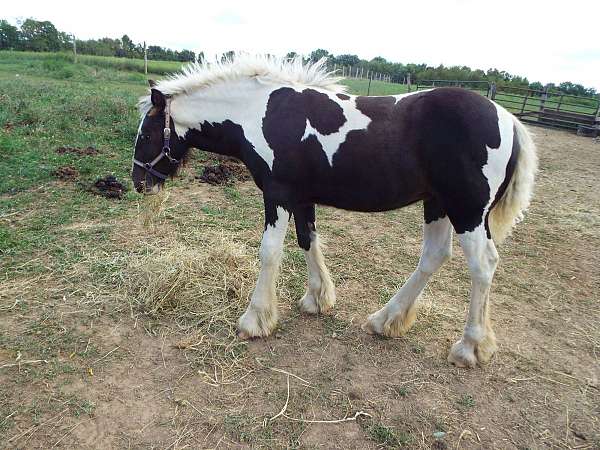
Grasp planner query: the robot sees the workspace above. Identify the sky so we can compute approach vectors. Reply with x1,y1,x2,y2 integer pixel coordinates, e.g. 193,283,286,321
4,0,599,90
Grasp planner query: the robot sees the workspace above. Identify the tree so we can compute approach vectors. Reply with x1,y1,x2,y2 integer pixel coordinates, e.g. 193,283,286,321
176,49,195,62
309,48,330,62
529,81,543,92
285,51,298,59
0,20,20,49
19,19,61,51
334,54,360,66
121,34,134,54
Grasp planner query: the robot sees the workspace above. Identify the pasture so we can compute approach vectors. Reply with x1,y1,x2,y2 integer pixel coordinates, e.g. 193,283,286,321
1,53,599,449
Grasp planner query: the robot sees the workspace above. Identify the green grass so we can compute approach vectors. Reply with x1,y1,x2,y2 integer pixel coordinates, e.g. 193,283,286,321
342,77,410,96
0,53,149,264
457,393,475,409
0,50,183,77
367,422,413,448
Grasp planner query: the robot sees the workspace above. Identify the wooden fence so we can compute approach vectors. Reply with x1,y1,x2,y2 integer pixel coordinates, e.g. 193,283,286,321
491,85,600,134
342,72,600,135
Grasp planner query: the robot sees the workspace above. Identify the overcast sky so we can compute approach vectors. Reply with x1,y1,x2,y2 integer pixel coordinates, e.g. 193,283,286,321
4,0,599,90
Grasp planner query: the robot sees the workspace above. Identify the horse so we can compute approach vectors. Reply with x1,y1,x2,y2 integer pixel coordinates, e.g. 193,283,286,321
131,55,537,368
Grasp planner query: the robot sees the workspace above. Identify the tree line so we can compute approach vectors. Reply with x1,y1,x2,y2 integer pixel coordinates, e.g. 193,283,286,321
0,18,596,98
304,49,598,99
0,18,197,62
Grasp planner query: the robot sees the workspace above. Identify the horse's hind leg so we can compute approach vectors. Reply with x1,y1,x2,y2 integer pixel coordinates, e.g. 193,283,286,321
448,224,499,367
294,205,336,314
363,200,452,337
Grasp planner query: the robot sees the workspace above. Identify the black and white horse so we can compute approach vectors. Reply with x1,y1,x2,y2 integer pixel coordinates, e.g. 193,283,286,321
131,55,537,368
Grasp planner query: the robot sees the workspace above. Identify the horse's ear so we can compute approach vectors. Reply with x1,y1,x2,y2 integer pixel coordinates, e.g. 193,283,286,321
150,88,166,109
148,79,157,88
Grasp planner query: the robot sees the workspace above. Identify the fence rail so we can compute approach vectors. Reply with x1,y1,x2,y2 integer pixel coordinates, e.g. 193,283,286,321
338,68,599,134
493,84,600,133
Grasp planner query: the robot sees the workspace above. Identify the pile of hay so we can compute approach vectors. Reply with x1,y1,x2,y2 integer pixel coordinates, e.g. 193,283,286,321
124,234,257,316
120,231,259,378
126,192,262,378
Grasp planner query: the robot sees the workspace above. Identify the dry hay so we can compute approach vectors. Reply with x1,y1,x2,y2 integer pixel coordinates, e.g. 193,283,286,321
120,231,259,378
137,188,171,227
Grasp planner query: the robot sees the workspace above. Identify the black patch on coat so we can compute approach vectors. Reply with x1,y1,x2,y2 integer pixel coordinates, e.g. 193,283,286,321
336,93,350,101
293,204,316,251
406,88,502,234
303,89,347,134
424,198,446,224
262,88,346,154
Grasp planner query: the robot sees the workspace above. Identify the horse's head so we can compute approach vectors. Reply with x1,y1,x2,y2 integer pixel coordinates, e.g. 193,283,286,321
131,81,189,194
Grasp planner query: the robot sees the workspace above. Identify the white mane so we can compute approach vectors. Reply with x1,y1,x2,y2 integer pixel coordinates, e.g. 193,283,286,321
138,54,344,115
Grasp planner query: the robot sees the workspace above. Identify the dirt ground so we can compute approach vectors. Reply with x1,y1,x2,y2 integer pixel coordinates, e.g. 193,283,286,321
1,127,599,449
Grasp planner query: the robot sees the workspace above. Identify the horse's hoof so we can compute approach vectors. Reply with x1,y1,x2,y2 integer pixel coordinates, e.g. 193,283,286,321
299,293,319,314
362,310,385,335
448,340,478,368
237,307,277,339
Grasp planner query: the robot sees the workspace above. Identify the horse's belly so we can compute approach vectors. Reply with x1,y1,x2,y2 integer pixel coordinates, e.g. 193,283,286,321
310,177,427,212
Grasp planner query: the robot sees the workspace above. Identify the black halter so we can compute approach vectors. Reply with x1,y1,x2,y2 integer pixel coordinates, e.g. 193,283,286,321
133,95,179,181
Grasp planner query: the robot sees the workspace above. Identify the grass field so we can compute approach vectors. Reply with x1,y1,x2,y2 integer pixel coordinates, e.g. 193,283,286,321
1,52,599,448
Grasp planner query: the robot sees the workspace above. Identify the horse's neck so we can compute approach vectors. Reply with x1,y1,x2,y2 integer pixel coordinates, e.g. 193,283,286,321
174,78,274,159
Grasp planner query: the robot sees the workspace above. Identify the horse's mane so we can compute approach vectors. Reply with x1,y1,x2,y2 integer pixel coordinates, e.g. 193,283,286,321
138,54,344,116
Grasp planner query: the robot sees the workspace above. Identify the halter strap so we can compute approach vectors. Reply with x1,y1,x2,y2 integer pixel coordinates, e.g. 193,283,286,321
133,95,179,182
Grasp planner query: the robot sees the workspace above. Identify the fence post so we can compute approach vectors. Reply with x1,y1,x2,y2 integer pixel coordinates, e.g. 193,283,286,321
143,41,148,75
490,82,496,100
367,74,372,96
72,34,77,63
540,86,549,111
556,95,563,112
520,91,530,114
407,73,411,92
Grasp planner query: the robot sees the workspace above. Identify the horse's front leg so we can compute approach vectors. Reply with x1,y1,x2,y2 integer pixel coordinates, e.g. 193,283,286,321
237,201,290,339
294,204,336,314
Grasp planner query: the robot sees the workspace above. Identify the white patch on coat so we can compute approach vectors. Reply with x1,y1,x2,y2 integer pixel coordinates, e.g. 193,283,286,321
301,90,427,167
301,93,371,166
481,103,515,217
169,78,277,169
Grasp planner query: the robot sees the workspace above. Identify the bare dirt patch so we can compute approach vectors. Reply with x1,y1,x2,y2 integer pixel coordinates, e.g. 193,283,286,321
197,161,252,185
55,146,100,156
1,127,599,449
89,175,125,199
53,165,79,181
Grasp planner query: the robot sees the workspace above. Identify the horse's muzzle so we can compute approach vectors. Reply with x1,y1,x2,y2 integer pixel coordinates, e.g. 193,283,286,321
133,180,162,195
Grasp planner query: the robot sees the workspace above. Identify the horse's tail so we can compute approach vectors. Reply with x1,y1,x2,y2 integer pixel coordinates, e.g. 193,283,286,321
488,116,538,245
